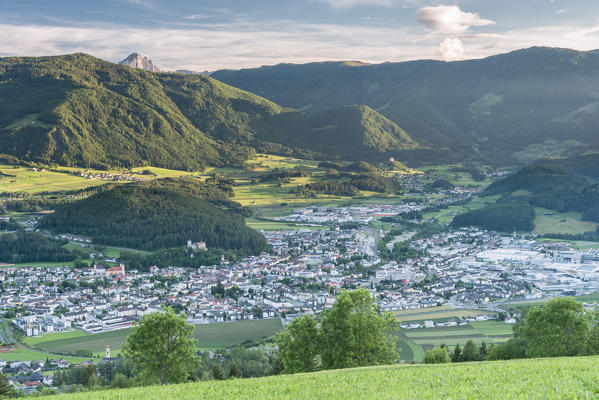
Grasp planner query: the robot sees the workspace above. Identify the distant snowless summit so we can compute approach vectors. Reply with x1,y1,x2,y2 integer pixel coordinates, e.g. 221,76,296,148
119,52,160,72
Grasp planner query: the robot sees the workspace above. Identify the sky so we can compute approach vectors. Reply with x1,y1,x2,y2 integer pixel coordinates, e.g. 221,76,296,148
0,0,598,71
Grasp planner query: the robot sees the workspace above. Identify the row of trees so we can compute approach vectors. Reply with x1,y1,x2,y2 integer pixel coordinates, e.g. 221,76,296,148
276,289,398,373
425,297,599,363
424,341,490,364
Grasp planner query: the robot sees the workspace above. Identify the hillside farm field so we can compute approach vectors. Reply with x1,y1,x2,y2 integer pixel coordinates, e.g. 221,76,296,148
394,306,495,322
533,207,599,235
0,345,89,363
45,356,599,400
400,321,514,354
24,319,284,356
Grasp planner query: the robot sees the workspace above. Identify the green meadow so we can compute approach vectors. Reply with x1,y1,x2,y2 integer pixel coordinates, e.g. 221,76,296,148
23,319,284,356
45,356,599,400
533,207,599,235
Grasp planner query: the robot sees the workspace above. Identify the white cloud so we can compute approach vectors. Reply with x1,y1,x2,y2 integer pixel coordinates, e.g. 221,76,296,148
417,5,494,35
1,20,598,71
437,37,466,61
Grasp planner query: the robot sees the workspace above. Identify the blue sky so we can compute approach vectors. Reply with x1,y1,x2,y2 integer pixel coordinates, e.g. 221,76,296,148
1,0,598,70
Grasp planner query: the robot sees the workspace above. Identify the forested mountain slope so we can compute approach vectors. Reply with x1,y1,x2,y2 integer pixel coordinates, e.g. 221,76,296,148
0,54,419,169
213,47,599,164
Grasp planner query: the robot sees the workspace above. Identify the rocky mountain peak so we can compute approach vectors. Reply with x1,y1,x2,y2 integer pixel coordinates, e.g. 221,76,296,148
119,53,160,72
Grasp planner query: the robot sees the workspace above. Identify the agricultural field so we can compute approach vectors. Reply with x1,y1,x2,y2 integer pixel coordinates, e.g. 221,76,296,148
1,261,76,269
423,195,499,224
0,346,89,363
468,321,514,341
45,356,599,400
245,217,326,231
420,163,493,187
394,306,494,322
537,238,599,251
0,165,109,194
394,331,425,363
191,319,283,349
533,207,599,235
400,320,514,354
26,328,129,356
24,319,284,356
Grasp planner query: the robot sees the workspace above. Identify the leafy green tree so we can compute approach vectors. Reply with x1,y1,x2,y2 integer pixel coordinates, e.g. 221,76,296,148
479,341,489,360
320,289,398,370
123,307,197,385
111,373,130,389
0,373,14,397
461,340,481,362
486,338,526,361
228,362,242,379
80,365,97,387
451,344,462,363
519,297,590,357
276,314,319,373
212,364,225,380
424,347,450,364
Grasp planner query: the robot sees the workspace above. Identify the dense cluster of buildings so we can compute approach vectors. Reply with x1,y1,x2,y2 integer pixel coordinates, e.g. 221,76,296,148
3,214,597,343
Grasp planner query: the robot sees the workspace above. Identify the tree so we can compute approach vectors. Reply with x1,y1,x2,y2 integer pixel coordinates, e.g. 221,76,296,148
518,297,590,357
275,314,319,373
0,373,14,397
479,341,489,360
451,344,462,363
462,340,480,362
212,364,225,380
424,347,450,364
112,373,129,388
319,289,398,370
123,307,197,385
228,362,242,379
80,365,97,387
487,338,526,361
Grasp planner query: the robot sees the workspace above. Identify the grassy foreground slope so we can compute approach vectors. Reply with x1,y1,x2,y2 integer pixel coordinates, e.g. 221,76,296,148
47,356,599,400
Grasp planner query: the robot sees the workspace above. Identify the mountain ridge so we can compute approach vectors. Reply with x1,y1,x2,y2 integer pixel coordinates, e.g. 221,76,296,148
212,46,599,163
0,53,420,169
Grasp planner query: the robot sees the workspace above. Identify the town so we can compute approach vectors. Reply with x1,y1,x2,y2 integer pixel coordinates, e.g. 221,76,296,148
1,202,597,391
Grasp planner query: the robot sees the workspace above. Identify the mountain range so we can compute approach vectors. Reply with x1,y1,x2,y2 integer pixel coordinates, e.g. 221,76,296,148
0,53,417,170
212,47,599,165
1,47,599,170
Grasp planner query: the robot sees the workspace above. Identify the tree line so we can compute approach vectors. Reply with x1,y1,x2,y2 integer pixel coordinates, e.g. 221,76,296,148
424,297,599,363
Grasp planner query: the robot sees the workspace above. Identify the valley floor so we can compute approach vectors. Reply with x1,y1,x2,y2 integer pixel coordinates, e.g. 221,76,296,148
46,356,599,400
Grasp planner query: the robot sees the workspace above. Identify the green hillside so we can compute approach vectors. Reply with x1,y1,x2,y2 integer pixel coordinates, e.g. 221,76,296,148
213,47,599,164
45,356,599,399
483,165,587,196
38,178,267,252
452,162,599,233
0,54,419,169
